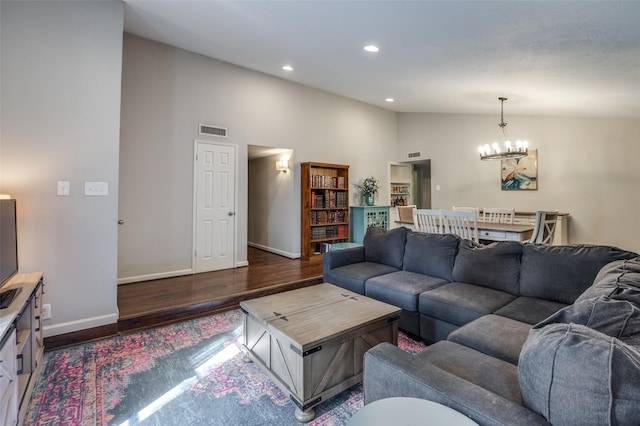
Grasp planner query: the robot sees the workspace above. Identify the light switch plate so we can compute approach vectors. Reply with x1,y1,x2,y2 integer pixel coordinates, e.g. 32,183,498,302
85,181,109,196
57,181,70,196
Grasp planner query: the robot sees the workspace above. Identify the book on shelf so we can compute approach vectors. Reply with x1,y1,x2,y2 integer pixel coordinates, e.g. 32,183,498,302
311,225,349,240
310,210,347,225
310,173,347,189
313,242,334,255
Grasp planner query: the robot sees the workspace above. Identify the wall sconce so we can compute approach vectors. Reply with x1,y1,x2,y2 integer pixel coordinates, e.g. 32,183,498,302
276,159,289,173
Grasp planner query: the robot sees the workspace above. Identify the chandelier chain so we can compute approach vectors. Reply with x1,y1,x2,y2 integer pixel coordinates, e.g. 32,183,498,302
498,97,507,129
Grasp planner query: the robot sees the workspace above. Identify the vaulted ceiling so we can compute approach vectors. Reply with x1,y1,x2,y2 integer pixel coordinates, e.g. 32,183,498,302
123,1,640,118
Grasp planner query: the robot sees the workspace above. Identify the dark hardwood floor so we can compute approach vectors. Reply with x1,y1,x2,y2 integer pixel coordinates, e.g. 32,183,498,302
117,247,324,332
45,247,323,350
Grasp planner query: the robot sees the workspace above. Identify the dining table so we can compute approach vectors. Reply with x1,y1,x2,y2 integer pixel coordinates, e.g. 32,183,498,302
476,221,534,242
396,220,534,242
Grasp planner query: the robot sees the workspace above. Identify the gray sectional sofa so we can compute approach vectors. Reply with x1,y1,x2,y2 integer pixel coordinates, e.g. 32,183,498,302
322,226,640,425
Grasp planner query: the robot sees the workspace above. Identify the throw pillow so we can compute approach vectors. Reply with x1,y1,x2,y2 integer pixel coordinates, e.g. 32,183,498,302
576,257,640,303
363,226,407,269
402,232,459,281
519,323,640,425
452,240,522,294
535,296,640,339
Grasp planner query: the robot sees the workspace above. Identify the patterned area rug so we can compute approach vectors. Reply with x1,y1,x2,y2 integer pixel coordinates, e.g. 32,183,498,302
24,309,425,426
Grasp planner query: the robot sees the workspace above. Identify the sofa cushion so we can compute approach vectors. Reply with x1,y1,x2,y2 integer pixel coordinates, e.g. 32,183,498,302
519,323,640,425
364,341,549,425
363,226,407,269
519,244,637,304
452,240,522,294
576,257,640,304
448,315,531,365
325,262,399,294
535,296,640,340
419,282,516,326
494,297,568,324
365,271,448,312
402,232,459,281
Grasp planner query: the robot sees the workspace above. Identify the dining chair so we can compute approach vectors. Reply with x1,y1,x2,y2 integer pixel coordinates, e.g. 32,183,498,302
443,209,479,242
482,207,515,224
413,209,444,234
452,206,479,222
452,206,478,212
529,210,558,244
397,205,417,224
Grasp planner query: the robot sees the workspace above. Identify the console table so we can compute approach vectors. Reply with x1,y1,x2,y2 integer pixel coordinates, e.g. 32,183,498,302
350,206,390,244
0,272,44,426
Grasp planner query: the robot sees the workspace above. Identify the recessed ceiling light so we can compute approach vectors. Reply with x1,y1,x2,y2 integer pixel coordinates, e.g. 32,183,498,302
282,65,293,71
385,98,395,103
363,45,379,53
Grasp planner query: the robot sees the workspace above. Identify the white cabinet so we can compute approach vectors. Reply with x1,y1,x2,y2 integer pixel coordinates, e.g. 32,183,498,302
0,329,18,426
390,163,413,208
389,163,413,228
0,272,44,426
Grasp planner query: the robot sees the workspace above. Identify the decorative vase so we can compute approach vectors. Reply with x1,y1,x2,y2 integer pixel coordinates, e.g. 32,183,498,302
365,194,375,206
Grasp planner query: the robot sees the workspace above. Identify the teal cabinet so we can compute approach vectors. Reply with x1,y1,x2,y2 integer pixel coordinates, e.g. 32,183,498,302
350,206,391,244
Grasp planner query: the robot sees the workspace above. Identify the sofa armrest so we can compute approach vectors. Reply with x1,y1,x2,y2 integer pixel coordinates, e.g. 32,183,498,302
364,342,549,426
322,246,365,271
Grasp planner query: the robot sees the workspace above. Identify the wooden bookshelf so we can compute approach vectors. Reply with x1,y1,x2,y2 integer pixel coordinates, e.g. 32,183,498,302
301,162,350,259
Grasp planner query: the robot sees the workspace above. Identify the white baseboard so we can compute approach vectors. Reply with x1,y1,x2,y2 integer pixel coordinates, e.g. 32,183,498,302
236,260,249,267
117,269,194,285
43,312,119,338
248,242,300,259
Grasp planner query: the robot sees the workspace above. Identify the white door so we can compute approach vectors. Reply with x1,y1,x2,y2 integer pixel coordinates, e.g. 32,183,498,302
194,141,236,272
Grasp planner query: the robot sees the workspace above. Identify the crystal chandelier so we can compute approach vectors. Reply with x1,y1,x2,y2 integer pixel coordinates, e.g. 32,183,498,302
478,97,528,160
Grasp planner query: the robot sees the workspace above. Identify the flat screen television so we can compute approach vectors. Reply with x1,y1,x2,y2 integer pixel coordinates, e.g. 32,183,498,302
0,199,18,288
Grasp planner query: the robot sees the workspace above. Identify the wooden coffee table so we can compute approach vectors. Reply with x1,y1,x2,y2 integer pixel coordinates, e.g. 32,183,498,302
240,283,401,422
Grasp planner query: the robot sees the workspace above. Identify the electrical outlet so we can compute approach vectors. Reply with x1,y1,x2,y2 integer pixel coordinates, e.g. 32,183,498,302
42,303,52,320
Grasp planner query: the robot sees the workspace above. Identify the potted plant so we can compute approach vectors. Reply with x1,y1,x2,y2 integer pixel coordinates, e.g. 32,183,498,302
356,176,380,206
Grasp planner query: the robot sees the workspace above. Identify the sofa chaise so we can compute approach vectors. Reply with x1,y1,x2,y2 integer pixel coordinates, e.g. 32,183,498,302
322,226,640,425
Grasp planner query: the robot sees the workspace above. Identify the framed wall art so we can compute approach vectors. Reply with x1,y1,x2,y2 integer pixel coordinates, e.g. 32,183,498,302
501,149,537,190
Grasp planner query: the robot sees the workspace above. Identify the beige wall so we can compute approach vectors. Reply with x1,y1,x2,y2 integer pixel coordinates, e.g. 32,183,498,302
1,1,123,336
397,113,640,252
2,3,637,338
248,151,297,257
119,34,398,281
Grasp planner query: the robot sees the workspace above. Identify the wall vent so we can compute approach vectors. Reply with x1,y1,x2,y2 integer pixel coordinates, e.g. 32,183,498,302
407,151,422,159
199,124,228,138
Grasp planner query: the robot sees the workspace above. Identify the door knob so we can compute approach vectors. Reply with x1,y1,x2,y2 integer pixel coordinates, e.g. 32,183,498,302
228,212,235,216
118,220,124,225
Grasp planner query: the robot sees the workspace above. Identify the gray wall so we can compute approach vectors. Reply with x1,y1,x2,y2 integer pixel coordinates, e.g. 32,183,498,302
248,151,298,258
0,1,123,336
2,2,638,338
119,33,398,282
397,113,640,252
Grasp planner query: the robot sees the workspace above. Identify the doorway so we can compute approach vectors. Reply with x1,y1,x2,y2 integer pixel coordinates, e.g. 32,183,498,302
247,145,296,258
409,160,431,209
